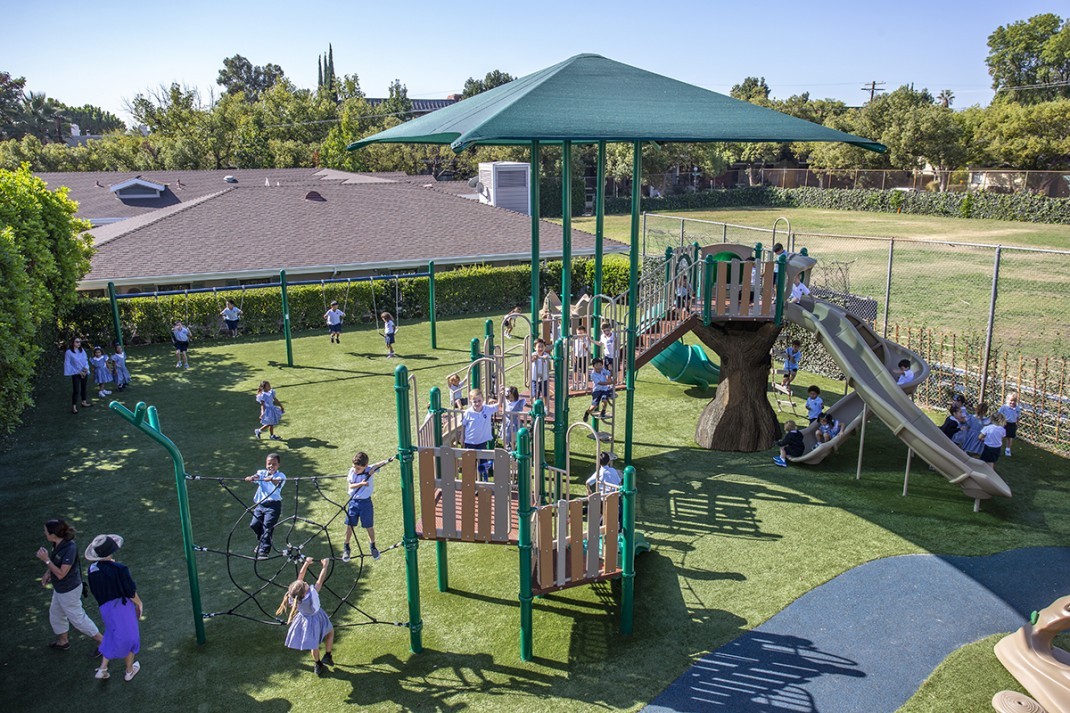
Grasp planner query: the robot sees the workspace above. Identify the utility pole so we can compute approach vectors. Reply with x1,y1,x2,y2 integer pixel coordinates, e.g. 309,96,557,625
861,80,886,102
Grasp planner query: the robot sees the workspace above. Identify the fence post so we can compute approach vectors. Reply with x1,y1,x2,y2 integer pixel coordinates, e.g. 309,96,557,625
428,261,437,350
393,365,423,653
882,240,894,339
429,386,448,592
516,427,534,661
108,282,123,349
280,270,293,367
722,223,727,243
980,247,1002,402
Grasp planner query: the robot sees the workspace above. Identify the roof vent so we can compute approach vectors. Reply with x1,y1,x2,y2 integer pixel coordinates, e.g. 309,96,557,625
223,175,238,183
304,191,326,202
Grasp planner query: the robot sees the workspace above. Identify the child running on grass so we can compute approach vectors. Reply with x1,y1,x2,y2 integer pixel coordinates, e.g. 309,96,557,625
255,381,284,440
171,321,191,369
773,421,804,467
90,347,113,399
805,386,823,424
998,392,1020,457
112,344,131,391
381,312,396,358
583,357,615,421
276,557,335,676
324,301,345,344
342,452,393,562
220,300,243,338
979,412,1008,464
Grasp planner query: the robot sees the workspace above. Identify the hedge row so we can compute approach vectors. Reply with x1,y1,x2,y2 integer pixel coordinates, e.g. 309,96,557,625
59,256,634,347
602,186,1070,225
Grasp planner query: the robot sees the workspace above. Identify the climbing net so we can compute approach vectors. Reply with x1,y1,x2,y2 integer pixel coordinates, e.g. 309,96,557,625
185,470,407,630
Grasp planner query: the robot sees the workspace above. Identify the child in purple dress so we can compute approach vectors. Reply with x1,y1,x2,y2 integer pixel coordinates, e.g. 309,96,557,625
276,557,335,676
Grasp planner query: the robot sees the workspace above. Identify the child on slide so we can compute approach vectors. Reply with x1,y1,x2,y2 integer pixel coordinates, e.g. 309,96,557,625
773,421,804,467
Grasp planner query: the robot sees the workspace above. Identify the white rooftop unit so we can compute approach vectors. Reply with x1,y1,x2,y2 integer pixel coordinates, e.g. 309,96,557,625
477,161,531,215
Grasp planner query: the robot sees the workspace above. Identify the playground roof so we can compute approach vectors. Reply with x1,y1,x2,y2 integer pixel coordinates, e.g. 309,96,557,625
348,54,886,153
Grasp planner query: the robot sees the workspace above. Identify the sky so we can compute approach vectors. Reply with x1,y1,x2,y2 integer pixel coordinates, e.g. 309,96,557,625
3,0,1066,126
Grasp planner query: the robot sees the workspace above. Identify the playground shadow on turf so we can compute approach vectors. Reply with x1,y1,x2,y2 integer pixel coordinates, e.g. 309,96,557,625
648,631,864,713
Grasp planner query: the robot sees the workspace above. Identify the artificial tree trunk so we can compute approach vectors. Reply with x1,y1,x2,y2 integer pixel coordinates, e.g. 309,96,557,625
692,320,783,452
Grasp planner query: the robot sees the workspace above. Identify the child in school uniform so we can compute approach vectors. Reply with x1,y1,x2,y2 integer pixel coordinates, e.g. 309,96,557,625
957,403,989,457
499,386,526,450
599,324,616,375
112,344,131,391
815,413,841,444
940,404,967,441
245,453,286,558
342,451,392,563
773,421,805,467
896,359,915,386
276,557,335,676
171,321,191,369
90,347,113,399
461,389,499,480
998,392,1020,457
220,300,243,338
255,381,284,440
447,374,467,408
978,413,1008,464
530,339,551,401
805,386,823,424
381,312,396,358
583,358,615,421
571,326,590,386
586,452,622,495
323,301,345,344
781,340,802,389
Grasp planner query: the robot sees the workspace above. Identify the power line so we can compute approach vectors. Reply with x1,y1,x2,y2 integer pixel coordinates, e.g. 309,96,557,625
995,79,1070,93
861,80,886,102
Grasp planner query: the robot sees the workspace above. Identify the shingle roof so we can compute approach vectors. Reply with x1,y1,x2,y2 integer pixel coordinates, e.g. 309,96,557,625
81,179,620,289
35,168,394,225
365,98,457,113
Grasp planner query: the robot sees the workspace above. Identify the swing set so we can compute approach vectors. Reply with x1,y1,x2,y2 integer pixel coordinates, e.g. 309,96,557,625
104,262,439,365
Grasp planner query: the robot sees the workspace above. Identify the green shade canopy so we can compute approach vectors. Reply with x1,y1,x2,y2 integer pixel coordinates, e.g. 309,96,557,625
348,53,885,153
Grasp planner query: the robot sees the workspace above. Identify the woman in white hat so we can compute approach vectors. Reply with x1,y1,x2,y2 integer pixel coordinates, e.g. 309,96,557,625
85,534,143,681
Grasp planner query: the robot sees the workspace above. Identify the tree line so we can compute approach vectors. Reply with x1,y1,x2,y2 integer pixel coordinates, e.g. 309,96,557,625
1,15,1067,187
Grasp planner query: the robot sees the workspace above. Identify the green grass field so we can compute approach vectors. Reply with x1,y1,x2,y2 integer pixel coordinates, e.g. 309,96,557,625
569,207,1070,358
1,314,1067,712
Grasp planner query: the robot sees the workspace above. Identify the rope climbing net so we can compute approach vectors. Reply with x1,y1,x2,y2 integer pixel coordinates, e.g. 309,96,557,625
185,471,408,630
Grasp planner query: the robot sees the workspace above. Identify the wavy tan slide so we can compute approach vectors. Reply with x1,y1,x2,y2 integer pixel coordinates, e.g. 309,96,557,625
783,299,1011,502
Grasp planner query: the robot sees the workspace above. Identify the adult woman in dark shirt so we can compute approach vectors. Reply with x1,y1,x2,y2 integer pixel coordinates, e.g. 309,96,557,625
85,534,143,681
36,519,104,653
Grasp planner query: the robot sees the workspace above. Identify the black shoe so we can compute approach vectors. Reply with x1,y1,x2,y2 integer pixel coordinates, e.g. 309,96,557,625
314,660,326,676
321,652,334,667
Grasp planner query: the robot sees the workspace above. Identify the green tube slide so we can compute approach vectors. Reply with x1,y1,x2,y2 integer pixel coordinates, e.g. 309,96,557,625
649,341,720,390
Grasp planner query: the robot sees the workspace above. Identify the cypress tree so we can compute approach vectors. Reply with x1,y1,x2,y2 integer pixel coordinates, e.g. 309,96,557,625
317,56,323,89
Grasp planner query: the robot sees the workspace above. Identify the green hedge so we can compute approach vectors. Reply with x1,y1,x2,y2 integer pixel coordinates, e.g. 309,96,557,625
602,186,1070,224
60,256,635,347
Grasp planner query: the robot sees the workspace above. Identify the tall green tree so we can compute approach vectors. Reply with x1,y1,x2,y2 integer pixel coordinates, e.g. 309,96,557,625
20,92,67,143
987,13,1070,103
216,54,285,100
461,70,514,99
0,71,26,139
730,76,771,103
0,165,93,431
59,103,125,134
380,79,412,118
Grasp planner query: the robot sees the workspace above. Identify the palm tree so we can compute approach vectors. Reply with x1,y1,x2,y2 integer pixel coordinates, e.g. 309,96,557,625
20,92,67,142
937,89,955,108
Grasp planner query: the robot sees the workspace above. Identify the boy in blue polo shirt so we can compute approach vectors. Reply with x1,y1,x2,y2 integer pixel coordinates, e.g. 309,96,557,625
244,453,286,558
583,357,615,421
342,452,393,562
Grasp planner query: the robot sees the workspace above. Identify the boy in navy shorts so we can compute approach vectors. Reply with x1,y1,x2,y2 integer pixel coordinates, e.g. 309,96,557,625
342,451,393,562
583,357,615,421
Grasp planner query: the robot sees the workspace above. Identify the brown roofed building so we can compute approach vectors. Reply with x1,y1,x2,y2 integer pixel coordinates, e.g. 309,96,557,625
59,169,622,292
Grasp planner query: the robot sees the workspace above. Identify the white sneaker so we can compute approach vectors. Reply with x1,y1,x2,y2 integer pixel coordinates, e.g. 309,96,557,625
1005,448,1011,457
94,667,109,680
176,362,182,368
184,364,190,369
98,391,106,398
103,390,112,395
124,661,140,681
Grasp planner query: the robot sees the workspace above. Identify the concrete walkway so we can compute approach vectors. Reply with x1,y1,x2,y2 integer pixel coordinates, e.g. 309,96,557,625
646,547,1070,713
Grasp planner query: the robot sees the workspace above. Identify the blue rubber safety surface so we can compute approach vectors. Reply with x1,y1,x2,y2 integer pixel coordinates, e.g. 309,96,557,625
646,547,1070,713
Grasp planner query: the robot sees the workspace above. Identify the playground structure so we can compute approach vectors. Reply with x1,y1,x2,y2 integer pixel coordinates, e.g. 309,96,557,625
103,264,440,363
994,595,1070,713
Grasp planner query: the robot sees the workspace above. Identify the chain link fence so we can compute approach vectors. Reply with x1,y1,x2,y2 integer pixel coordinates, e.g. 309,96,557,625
643,213,1070,456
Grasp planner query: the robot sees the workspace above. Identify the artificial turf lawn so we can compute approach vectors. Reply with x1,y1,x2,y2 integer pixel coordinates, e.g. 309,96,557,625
1,314,1066,712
